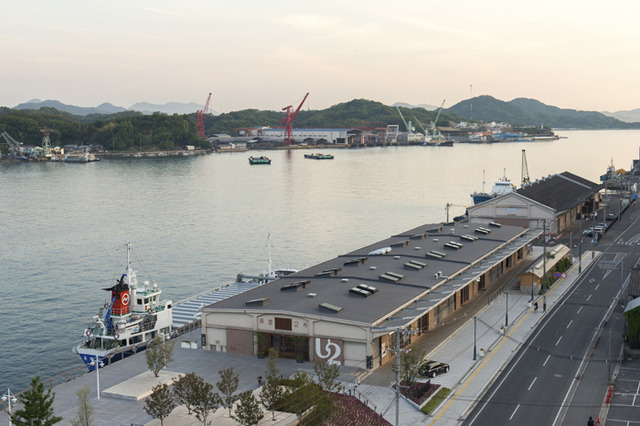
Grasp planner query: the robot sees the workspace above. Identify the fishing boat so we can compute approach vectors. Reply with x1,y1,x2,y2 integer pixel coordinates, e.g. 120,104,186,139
304,153,334,160
471,170,516,204
73,243,173,370
249,156,271,165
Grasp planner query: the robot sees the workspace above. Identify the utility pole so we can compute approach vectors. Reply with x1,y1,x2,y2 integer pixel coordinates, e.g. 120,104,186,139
389,327,418,426
473,316,477,360
579,213,583,273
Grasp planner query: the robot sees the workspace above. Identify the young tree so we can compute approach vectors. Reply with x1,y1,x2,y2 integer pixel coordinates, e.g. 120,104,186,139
70,385,94,426
232,390,264,426
173,372,199,414
401,348,426,387
216,367,239,417
191,376,222,426
144,383,176,426
10,376,62,426
314,360,342,392
145,335,175,377
260,348,286,421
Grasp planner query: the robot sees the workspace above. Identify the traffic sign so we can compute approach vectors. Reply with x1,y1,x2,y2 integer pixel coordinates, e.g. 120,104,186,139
554,272,560,278
561,273,567,279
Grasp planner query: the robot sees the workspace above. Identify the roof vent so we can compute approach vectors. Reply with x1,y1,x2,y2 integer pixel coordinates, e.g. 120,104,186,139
369,247,391,255
341,278,350,283
308,293,317,298
319,302,342,313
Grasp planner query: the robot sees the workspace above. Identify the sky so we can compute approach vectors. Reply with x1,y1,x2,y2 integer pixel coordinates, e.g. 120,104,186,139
3,0,640,114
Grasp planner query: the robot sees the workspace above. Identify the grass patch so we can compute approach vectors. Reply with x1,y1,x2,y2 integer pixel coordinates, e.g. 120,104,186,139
421,387,450,415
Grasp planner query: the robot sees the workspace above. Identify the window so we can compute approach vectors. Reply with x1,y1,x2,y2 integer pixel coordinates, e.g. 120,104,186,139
275,317,292,331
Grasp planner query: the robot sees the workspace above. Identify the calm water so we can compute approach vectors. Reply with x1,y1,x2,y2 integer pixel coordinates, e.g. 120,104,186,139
1,129,639,393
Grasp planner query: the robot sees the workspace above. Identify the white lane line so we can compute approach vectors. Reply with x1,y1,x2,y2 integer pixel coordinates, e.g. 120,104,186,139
528,377,537,391
595,284,600,290
566,320,573,329
556,336,563,346
509,404,520,420
587,294,592,301
543,355,551,366
577,306,583,314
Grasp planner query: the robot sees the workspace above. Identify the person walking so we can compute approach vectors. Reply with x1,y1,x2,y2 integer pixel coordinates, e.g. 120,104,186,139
587,416,595,426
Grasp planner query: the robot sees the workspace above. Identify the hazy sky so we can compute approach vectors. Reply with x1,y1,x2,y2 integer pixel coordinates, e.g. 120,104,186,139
3,1,640,113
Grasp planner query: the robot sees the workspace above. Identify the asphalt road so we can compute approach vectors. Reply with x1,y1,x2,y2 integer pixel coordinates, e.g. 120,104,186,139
463,202,638,426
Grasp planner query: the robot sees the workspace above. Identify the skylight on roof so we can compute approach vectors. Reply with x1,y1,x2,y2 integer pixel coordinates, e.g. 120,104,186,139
489,222,502,227
404,260,427,270
475,227,490,235
319,302,343,313
461,234,478,242
343,257,368,266
426,250,447,259
245,298,270,306
444,241,464,250
281,280,311,292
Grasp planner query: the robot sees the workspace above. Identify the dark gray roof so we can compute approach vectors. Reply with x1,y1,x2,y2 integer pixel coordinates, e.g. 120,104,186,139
516,172,601,213
205,222,539,327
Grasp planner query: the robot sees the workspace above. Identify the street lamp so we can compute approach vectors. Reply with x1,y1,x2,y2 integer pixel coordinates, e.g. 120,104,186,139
90,357,105,400
2,389,18,426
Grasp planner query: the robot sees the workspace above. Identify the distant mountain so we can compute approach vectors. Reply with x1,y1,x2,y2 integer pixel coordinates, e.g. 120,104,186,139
129,101,216,115
14,99,127,116
601,108,640,123
12,99,216,116
446,96,636,129
392,102,438,111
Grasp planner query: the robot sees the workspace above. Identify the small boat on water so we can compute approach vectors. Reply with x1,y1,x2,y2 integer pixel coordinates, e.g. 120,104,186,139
249,156,271,165
73,243,173,370
304,153,334,160
471,170,516,204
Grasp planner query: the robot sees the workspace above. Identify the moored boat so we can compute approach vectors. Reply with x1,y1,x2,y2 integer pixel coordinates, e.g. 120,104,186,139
304,153,334,160
249,156,271,165
471,170,516,204
73,243,173,370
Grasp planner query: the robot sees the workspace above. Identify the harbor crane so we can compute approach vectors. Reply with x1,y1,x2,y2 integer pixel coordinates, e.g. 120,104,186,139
521,149,531,187
281,92,309,144
196,92,212,139
429,100,446,139
395,106,423,143
445,202,468,223
1,132,23,156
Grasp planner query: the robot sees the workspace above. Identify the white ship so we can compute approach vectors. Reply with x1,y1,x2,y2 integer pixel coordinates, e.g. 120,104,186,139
73,243,172,370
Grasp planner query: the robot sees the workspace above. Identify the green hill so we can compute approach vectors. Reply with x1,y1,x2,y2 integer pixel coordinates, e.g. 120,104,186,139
447,96,638,129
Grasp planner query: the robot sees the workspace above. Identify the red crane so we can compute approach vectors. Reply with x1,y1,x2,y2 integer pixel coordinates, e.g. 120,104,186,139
196,92,212,139
281,92,309,144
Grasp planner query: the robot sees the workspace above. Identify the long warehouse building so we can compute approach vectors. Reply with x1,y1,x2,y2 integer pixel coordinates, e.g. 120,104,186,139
201,221,540,371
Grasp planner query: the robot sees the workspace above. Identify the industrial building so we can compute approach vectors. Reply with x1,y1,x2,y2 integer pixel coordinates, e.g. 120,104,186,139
468,171,602,234
201,221,540,371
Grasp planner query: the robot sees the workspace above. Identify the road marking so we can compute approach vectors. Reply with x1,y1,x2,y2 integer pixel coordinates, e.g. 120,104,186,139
567,320,573,329
577,306,583,314
595,284,600,290
603,270,611,279
543,355,551,366
528,377,537,390
587,294,592,301
556,336,563,346
509,404,520,420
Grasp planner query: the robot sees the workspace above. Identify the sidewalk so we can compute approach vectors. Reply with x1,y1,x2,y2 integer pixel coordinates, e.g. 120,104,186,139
350,248,599,426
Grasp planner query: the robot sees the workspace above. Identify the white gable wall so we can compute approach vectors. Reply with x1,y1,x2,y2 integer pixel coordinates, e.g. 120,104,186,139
468,193,556,233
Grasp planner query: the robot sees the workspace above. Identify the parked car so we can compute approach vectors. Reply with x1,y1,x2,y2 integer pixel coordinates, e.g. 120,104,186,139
583,227,595,237
418,360,450,378
607,213,615,221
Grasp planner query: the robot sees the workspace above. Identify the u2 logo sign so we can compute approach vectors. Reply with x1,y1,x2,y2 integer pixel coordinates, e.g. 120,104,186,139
315,338,343,365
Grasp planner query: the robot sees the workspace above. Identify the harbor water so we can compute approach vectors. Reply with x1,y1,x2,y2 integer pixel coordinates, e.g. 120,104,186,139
1,129,638,393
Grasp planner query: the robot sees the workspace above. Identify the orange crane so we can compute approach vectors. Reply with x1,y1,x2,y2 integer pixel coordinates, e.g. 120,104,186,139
281,92,309,144
196,93,212,139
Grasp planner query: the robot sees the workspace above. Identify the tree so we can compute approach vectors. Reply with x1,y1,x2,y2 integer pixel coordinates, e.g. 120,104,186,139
145,335,175,377
232,391,264,426
10,376,62,426
173,372,199,414
260,348,286,420
216,367,239,417
144,383,176,426
70,385,94,426
401,348,426,387
191,376,222,426
314,360,342,392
